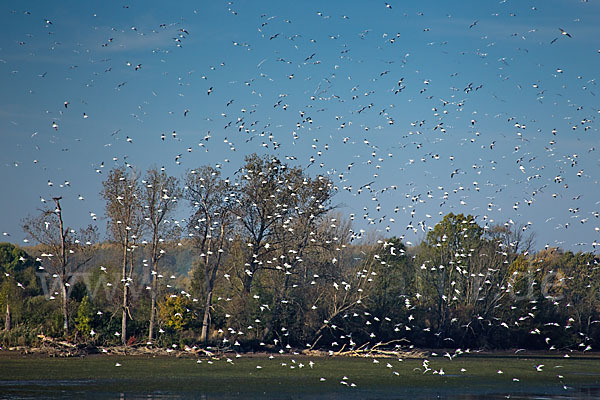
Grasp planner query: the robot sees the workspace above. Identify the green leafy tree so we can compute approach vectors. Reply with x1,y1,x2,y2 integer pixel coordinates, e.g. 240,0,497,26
557,252,600,335
75,295,93,338
159,295,195,332
416,213,484,340
367,237,415,338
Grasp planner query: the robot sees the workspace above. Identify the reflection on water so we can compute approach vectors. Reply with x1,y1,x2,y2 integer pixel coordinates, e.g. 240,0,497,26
0,379,95,387
2,382,600,400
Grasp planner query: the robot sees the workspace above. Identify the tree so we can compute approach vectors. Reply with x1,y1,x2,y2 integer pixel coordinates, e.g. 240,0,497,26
0,243,38,331
485,223,534,266
556,252,600,335
230,154,289,293
231,154,334,293
140,167,181,344
462,224,536,344
101,167,143,345
305,227,379,349
75,295,93,338
206,154,337,347
185,166,234,343
22,198,96,335
254,164,335,343
416,213,484,340
367,237,414,339
159,295,195,332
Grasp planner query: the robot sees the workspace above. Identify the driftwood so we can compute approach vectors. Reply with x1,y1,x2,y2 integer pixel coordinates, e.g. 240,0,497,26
3,335,220,358
5,336,425,359
90,345,218,359
16,335,89,357
38,335,78,349
333,340,427,359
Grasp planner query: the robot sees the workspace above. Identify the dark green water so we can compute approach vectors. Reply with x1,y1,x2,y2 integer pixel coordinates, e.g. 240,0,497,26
2,383,600,399
1,354,599,399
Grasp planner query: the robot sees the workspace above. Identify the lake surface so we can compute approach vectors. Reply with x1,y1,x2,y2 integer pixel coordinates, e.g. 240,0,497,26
3,383,600,399
1,353,599,399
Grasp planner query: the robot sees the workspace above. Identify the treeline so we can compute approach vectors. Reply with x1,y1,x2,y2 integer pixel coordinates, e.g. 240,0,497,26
1,154,599,352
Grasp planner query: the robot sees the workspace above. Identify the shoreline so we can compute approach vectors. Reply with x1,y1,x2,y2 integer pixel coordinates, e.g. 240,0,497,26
1,343,598,360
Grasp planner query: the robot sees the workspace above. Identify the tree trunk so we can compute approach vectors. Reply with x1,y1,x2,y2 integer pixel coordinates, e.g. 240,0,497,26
200,255,219,343
122,285,128,345
4,303,11,331
148,272,157,343
148,239,159,344
200,289,213,343
243,273,253,293
61,281,69,334
121,243,128,346
54,197,69,336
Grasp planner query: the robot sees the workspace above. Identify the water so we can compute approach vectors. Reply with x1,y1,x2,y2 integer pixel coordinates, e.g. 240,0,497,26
2,380,600,400
2,355,600,399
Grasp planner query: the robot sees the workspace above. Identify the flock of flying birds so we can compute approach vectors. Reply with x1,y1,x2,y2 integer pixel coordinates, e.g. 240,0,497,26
1,0,600,392
1,0,599,252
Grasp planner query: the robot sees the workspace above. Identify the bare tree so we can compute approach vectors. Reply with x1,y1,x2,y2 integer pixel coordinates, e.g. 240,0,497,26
306,219,376,349
22,197,96,335
141,167,181,343
101,167,143,345
185,166,233,343
231,154,334,293
231,154,288,293
257,168,335,338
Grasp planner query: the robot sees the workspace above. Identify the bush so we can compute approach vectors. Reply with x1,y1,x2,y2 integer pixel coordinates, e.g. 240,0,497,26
0,324,43,347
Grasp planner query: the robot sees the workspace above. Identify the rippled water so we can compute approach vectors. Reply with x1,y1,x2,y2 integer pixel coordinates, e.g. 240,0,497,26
2,380,600,400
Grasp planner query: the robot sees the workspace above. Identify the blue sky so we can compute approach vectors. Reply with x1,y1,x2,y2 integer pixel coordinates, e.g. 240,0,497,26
1,0,599,251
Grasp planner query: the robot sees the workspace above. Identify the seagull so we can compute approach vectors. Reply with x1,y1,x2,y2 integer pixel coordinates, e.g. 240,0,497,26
559,28,572,38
